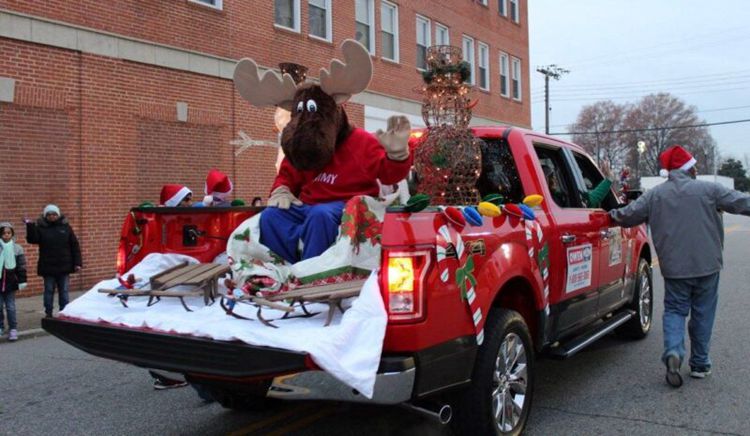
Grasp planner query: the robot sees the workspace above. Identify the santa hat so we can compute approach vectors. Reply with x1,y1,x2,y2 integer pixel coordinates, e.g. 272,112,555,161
160,184,192,207
659,145,696,177
205,169,233,199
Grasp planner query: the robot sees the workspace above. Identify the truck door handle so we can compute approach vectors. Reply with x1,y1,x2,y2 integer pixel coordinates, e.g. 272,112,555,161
600,230,610,240
561,234,576,244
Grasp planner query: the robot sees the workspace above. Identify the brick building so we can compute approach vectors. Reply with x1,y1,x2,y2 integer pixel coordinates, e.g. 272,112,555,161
0,0,529,294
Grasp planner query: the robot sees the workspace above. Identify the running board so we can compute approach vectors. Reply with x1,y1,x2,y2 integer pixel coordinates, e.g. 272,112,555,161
548,310,635,359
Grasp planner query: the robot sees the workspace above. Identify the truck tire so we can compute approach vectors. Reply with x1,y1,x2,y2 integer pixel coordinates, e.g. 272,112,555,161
451,308,534,436
616,257,653,339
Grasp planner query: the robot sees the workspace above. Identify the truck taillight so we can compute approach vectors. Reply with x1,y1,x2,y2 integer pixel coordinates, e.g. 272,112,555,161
381,250,431,322
116,241,126,276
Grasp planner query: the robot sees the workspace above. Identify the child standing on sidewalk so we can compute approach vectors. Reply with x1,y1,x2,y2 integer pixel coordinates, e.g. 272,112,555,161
0,222,27,342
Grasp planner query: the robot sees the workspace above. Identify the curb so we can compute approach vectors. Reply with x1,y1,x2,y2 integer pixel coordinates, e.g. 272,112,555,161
0,328,49,344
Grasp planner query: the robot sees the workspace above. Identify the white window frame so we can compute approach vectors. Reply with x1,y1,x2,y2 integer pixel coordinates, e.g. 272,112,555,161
498,0,507,16
509,0,519,23
435,23,449,46
499,52,509,97
189,0,222,10
511,56,522,101
415,15,431,71
355,0,376,54
274,0,301,32
478,41,490,91
462,35,476,86
381,1,400,63
308,0,332,42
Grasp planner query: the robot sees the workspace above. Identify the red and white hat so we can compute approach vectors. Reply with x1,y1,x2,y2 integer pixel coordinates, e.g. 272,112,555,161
659,145,696,177
160,184,192,207
205,169,233,199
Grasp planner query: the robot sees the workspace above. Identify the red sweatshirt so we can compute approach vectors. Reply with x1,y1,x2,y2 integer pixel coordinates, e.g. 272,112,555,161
271,128,412,205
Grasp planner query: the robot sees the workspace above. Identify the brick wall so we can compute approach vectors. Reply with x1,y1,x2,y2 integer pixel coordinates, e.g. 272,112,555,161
0,0,528,294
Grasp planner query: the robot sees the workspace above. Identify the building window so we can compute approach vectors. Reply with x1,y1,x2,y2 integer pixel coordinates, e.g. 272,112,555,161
511,57,522,100
416,15,431,71
499,0,507,16
499,52,509,97
381,1,399,62
510,0,519,23
355,0,375,53
309,0,332,41
190,0,222,9
478,0,488,5
478,42,489,90
275,0,300,32
462,35,475,86
435,23,449,45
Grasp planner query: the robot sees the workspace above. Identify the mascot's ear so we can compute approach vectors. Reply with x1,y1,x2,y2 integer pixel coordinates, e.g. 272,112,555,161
234,58,297,111
319,39,373,105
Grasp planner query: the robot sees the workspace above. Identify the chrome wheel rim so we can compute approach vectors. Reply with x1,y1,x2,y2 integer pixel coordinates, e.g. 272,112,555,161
638,266,652,330
491,332,528,434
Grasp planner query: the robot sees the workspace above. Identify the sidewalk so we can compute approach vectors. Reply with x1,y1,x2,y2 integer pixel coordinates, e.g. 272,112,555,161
0,290,86,343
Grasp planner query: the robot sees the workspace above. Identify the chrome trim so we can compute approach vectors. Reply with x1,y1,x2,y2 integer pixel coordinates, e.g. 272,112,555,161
566,312,632,356
267,368,415,405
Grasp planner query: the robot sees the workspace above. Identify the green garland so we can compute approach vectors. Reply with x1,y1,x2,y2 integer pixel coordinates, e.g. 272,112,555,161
422,61,472,84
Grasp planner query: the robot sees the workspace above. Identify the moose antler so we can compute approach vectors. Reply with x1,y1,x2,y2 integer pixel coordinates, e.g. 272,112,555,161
234,58,298,111
320,39,373,104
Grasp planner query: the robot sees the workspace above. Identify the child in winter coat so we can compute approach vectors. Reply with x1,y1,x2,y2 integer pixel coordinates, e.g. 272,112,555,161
0,222,27,342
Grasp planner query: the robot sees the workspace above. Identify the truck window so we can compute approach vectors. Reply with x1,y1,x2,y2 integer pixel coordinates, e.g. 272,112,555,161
533,145,580,208
476,138,525,204
572,152,619,210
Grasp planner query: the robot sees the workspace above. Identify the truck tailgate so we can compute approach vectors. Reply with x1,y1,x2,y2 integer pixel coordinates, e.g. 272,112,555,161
42,317,308,378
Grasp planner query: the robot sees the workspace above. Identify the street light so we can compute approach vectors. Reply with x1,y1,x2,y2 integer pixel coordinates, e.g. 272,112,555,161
635,141,646,188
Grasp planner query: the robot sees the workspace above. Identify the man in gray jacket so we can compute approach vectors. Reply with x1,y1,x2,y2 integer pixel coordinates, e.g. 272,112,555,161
610,145,750,388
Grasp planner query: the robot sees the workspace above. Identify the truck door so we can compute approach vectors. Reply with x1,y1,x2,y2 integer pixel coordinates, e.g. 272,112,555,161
533,144,601,340
568,152,628,316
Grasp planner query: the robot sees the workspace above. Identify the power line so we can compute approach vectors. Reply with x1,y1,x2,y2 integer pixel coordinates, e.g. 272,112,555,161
531,86,750,104
551,118,750,136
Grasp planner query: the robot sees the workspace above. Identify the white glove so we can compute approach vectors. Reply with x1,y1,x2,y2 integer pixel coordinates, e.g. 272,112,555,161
267,186,303,209
18,283,27,290
376,115,411,161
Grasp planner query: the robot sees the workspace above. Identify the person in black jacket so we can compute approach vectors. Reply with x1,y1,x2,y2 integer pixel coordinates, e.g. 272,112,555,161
25,204,82,317
1,222,27,341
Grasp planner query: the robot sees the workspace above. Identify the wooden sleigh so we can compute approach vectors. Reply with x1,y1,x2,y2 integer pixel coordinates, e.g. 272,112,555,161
99,261,230,311
220,278,366,327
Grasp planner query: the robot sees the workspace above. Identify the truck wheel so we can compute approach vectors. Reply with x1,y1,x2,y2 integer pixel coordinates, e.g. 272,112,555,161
616,257,653,339
452,308,534,436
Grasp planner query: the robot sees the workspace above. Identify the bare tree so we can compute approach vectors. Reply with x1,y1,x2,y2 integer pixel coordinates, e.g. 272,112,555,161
621,93,716,176
569,100,631,168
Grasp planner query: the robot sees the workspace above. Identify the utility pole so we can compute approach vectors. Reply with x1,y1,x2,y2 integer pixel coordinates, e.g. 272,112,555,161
536,65,569,134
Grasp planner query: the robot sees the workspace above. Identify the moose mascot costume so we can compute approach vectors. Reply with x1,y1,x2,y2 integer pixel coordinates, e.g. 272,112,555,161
233,40,412,264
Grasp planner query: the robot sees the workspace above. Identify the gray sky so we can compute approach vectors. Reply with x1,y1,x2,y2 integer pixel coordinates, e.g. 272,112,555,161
529,0,750,162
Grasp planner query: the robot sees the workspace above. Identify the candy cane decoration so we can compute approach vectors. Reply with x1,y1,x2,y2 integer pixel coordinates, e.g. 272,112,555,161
436,221,485,345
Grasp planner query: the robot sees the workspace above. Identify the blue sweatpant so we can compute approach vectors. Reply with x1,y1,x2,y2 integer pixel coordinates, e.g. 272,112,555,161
260,201,345,264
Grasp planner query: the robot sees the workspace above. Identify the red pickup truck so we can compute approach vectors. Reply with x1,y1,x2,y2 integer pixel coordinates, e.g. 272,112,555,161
43,126,652,435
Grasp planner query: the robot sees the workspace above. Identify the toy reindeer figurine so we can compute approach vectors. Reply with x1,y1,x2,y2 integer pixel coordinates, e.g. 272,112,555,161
233,39,413,264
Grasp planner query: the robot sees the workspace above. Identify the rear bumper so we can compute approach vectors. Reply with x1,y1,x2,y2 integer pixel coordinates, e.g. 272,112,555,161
269,356,416,405
42,317,308,377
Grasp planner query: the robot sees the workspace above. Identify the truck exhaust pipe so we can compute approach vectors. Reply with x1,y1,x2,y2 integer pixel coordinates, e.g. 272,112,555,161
401,401,452,425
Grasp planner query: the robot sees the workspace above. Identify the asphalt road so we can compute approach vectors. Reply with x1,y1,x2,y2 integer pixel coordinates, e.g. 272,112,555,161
1,214,748,436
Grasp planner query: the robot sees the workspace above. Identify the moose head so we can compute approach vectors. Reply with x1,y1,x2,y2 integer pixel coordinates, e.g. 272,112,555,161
234,40,373,172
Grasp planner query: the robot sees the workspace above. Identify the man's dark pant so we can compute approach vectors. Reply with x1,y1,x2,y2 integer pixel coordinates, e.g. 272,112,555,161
662,272,720,370
43,274,70,315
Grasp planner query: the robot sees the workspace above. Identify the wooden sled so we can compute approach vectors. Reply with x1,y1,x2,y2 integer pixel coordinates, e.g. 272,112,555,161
221,278,366,327
99,261,230,311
